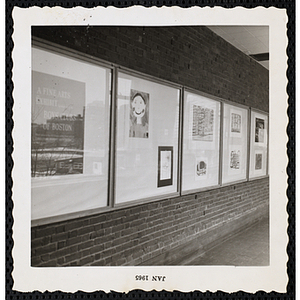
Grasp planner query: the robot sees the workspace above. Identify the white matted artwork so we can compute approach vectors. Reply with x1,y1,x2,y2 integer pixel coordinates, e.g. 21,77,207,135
249,111,268,178
183,91,220,191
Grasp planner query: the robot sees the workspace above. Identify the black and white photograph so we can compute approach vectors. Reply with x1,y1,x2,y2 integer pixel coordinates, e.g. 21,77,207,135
255,117,265,143
10,5,289,295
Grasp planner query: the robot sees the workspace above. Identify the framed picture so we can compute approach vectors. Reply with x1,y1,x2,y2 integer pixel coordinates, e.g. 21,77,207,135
255,117,265,143
195,157,208,180
157,146,173,187
230,108,242,137
255,151,263,170
192,104,214,142
228,145,242,175
129,89,149,138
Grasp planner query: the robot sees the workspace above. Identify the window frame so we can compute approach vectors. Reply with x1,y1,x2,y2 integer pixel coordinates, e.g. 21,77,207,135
248,107,269,181
113,67,183,207
180,87,223,195
31,39,269,227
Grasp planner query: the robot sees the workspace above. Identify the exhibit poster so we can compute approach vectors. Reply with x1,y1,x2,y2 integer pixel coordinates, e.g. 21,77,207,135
31,71,86,177
231,113,241,133
228,145,242,175
255,117,265,143
157,146,173,187
195,157,208,180
192,104,214,141
230,109,242,137
129,89,149,138
255,151,263,170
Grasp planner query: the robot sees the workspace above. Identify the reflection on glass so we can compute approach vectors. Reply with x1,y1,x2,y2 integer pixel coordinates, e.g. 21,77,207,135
31,47,111,220
31,71,85,177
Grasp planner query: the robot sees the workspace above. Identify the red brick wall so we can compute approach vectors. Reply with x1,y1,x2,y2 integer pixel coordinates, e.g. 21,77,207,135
31,178,269,266
31,26,269,266
32,26,268,112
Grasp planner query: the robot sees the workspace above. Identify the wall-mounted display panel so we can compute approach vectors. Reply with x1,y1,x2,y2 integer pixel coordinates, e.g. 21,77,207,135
115,72,180,204
31,47,111,220
249,111,268,178
222,103,248,184
182,91,221,192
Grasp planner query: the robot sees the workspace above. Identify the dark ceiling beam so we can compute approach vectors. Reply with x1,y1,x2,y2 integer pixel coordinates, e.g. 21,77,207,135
249,52,269,61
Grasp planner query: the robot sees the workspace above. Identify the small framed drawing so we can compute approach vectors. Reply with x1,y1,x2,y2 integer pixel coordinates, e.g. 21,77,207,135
255,117,265,144
191,104,215,142
195,157,208,180
228,145,242,175
230,108,242,138
157,146,173,187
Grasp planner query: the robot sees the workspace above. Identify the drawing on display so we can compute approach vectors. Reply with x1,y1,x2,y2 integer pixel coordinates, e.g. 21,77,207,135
255,118,265,143
157,146,173,187
230,150,240,169
195,157,208,180
231,113,241,133
192,105,214,141
31,71,85,177
129,89,149,138
255,153,263,170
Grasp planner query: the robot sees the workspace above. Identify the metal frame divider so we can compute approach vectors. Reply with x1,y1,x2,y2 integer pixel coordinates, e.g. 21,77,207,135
108,67,118,208
218,101,224,186
178,87,185,195
246,107,252,181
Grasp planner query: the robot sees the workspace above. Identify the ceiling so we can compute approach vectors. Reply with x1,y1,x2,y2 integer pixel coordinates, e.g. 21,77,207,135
207,26,269,70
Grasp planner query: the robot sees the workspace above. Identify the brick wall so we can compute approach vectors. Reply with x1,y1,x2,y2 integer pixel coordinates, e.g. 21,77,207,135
32,178,269,266
32,26,268,112
31,26,269,266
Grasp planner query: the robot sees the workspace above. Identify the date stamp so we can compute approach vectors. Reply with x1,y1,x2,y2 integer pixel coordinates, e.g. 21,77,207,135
135,275,166,282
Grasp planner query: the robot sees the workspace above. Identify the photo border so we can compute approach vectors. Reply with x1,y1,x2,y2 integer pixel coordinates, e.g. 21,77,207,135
5,0,295,299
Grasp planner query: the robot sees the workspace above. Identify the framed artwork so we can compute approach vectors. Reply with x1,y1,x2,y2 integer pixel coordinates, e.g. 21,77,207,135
230,108,242,137
192,104,214,142
129,89,149,138
249,111,268,178
228,145,242,175
157,146,173,187
255,151,263,170
195,157,208,180
255,117,265,143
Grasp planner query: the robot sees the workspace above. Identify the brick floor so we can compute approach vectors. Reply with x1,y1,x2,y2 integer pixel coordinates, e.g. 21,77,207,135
187,216,269,266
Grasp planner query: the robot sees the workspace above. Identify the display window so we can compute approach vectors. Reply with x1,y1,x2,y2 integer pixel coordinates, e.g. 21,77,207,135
182,91,221,192
31,47,111,220
31,44,268,224
115,72,180,204
222,103,248,184
249,110,268,178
